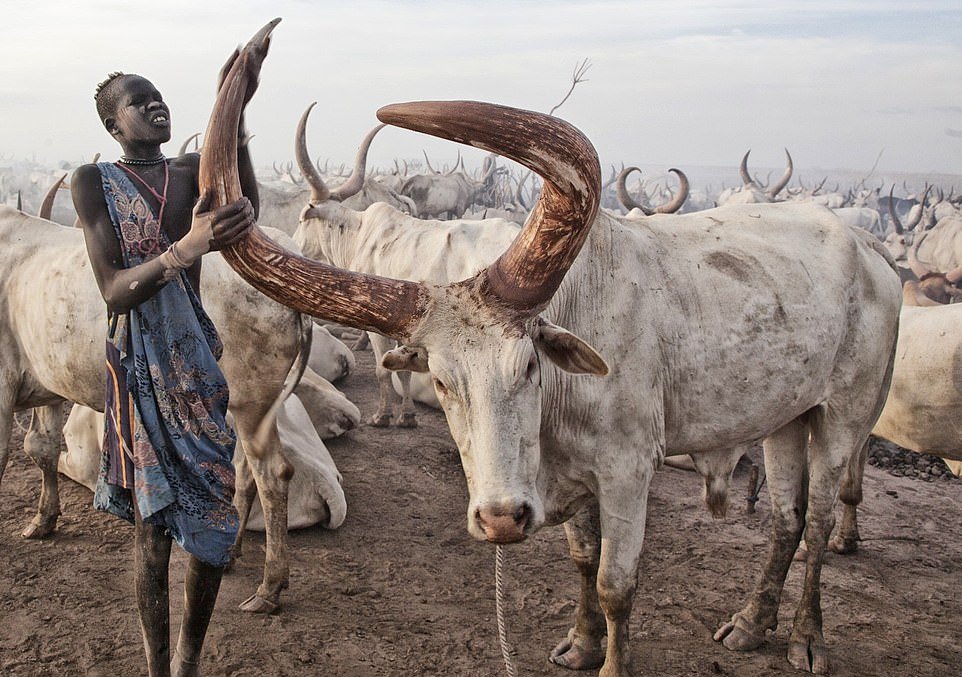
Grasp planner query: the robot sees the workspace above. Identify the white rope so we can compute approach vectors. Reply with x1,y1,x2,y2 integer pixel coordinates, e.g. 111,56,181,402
495,545,519,677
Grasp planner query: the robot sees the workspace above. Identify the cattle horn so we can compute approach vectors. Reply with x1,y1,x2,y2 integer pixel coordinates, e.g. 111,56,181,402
739,150,755,187
378,100,601,312
901,184,932,231
296,103,381,203
888,186,904,234
617,167,688,215
767,148,793,199
906,227,934,279
178,132,201,156
38,173,67,220
199,18,428,342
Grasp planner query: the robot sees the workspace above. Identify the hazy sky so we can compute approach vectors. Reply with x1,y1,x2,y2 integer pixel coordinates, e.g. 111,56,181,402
2,1,961,177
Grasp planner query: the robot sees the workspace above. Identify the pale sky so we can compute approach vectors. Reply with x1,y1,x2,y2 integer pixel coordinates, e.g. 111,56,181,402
2,1,960,178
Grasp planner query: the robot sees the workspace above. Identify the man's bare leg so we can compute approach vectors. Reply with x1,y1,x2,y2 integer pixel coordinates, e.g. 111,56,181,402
134,509,173,677
171,556,225,677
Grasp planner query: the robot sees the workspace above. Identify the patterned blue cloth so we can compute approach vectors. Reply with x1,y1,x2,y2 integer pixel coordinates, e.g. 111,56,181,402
93,162,239,567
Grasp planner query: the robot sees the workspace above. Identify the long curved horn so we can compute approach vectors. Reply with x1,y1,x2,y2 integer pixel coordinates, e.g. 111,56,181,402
38,173,67,220
443,149,461,176
616,166,644,212
178,132,201,156
653,169,690,214
378,100,601,312
739,150,755,187
422,150,437,174
200,19,427,341
902,184,932,231
295,102,382,203
888,187,904,234
767,148,793,198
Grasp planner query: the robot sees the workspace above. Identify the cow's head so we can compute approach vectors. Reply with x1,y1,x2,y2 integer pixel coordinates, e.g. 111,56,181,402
201,35,604,543
381,289,606,542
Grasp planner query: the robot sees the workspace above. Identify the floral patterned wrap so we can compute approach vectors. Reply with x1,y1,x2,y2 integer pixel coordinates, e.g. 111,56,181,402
93,162,238,567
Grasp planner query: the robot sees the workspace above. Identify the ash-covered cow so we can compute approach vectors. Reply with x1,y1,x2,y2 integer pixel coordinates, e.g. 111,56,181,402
830,276,962,555
207,60,902,677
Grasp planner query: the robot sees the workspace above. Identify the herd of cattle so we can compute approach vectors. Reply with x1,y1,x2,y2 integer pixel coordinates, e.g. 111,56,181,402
1,72,961,674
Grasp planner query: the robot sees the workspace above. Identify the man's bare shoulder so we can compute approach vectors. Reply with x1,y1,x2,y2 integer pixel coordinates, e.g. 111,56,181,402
169,152,201,173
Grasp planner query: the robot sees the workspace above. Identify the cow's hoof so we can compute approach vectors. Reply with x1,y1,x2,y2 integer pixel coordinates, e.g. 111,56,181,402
548,628,605,670
793,546,809,563
395,413,418,428
788,637,829,674
239,593,279,614
828,534,858,555
714,613,767,651
21,514,58,539
369,413,392,427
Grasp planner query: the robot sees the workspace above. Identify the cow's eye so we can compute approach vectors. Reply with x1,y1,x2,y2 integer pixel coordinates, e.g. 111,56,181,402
433,377,448,396
525,355,539,383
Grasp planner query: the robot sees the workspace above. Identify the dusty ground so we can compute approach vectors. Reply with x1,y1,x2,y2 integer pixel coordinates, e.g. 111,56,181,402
1,346,961,677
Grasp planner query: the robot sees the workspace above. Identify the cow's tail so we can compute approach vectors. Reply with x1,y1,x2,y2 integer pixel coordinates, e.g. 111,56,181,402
251,311,313,456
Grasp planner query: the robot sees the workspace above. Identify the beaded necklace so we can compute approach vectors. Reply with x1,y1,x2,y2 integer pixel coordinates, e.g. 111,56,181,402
118,155,166,166
115,159,170,226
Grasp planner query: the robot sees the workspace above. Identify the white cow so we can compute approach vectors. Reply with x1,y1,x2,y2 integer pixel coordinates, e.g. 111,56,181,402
60,386,350,532
832,288,962,554
206,73,901,676
0,208,327,614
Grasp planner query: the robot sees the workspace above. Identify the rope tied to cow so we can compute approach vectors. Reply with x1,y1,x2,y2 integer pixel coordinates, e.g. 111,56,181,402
495,544,519,677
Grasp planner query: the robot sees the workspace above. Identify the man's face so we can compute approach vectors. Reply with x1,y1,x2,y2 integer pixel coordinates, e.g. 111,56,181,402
106,75,171,145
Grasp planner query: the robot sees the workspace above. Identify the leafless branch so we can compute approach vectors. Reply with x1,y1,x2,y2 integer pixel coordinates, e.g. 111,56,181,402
548,58,591,116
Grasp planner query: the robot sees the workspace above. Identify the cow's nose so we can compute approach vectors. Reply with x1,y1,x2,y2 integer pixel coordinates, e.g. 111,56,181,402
475,502,531,543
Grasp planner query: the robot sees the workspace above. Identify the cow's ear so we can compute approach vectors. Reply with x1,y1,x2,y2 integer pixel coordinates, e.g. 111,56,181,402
533,319,608,376
381,345,429,373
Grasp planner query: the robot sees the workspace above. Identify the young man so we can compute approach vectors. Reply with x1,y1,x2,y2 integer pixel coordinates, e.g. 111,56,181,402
71,51,262,677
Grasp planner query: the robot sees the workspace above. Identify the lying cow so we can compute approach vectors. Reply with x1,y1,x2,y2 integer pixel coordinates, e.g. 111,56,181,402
60,383,351,531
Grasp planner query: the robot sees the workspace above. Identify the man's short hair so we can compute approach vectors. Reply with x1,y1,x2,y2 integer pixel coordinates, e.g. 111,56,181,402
94,72,129,124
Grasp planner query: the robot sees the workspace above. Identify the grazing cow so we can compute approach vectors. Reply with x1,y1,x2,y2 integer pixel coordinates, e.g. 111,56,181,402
206,62,901,676
0,208,322,614
400,152,499,218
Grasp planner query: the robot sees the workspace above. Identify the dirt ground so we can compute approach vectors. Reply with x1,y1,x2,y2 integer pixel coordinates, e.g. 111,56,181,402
1,346,961,677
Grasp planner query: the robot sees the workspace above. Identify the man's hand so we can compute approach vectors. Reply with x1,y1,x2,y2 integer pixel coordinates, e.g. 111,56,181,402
207,195,255,251
162,193,253,272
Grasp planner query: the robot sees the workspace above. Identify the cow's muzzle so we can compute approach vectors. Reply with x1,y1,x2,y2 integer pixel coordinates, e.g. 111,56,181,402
475,501,532,543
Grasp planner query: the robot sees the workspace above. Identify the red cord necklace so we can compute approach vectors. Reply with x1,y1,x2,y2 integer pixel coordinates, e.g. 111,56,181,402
115,159,170,226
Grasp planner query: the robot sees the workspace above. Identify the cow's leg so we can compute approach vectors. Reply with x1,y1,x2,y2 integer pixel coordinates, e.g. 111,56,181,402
0,388,15,484
828,438,868,555
369,333,402,427
786,411,864,674
392,369,417,428
549,501,606,670
715,418,808,653
370,333,417,428
586,466,656,677
228,447,258,568
234,418,292,614
21,404,65,538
